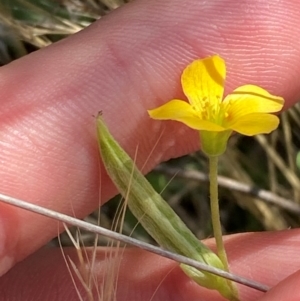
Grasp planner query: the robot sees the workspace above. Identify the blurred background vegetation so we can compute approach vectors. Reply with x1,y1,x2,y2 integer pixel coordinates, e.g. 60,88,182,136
1,0,300,248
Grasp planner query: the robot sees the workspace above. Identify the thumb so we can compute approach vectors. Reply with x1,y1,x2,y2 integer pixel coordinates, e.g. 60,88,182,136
0,0,299,275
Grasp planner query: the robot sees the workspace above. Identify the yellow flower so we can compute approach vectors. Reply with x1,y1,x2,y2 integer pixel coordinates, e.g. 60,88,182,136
148,55,284,156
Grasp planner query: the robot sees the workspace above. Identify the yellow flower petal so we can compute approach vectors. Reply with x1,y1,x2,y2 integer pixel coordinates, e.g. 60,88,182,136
228,113,280,136
148,100,225,131
181,55,226,111
148,55,284,151
223,85,284,122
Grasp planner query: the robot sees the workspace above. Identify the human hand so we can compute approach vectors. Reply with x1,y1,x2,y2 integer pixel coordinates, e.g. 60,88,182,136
0,0,300,300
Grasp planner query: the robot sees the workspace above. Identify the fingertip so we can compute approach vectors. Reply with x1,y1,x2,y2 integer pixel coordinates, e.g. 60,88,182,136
259,270,300,301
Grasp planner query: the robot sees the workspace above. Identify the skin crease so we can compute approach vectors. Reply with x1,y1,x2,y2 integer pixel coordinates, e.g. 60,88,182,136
0,0,300,299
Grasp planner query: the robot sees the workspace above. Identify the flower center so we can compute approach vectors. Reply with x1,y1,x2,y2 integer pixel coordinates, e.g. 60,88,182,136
194,96,225,124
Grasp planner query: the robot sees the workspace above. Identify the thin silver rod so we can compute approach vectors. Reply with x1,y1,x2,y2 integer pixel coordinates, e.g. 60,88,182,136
0,192,269,292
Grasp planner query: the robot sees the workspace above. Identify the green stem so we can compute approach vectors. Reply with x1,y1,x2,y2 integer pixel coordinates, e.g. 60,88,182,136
209,155,240,301
208,155,229,271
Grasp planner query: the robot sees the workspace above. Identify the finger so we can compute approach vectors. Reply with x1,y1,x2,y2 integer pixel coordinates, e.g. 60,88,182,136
1,0,300,274
1,230,300,301
216,230,300,300
259,271,300,301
